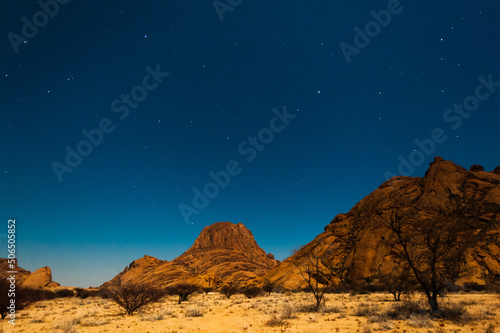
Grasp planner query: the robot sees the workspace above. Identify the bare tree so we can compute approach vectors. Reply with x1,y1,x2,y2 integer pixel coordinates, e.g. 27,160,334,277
104,282,164,315
293,245,348,311
379,262,415,301
380,181,498,314
165,283,200,304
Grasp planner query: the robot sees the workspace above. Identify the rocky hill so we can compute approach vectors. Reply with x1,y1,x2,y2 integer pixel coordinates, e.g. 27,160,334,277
103,222,279,288
0,259,60,289
262,157,500,289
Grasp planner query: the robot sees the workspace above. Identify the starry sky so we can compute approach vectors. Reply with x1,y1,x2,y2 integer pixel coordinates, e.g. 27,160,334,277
1,0,499,288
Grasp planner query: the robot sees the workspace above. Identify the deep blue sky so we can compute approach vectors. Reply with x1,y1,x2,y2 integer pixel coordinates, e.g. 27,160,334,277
1,0,499,287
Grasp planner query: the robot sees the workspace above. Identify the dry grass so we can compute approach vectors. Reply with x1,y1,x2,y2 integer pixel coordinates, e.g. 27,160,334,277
2,292,499,332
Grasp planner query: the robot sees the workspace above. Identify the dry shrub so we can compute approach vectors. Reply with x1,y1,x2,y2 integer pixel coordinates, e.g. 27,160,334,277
353,303,380,317
0,280,42,318
439,302,472,324
280,304,297,319
368,312,394,331
53,318,80,333
220,284,239,299
242,286,263,299
361,324,373,333
104,282,165,315
408,314,434,327
320,304,344,313
385,300,426,319
265,314,289,327
56,289,75,298
80,317,109,326
185,306,203,317
165,283,200,304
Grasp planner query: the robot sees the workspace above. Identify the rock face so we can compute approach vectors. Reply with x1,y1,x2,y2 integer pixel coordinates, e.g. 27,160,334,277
263,157,500,289
0,259,60,289
103,222,279,288
22,267,60,289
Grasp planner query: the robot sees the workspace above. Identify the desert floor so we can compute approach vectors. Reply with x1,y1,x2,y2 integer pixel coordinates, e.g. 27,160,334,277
1,291,498,333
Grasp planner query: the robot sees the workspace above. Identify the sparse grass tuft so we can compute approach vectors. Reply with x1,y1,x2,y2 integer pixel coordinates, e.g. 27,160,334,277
80,317,110,326
407,314,434,328
185,306,204,317
280,303,297,319
53,318,80,333
265,314,289,327
439,302,472,324
353,303,380,317
384,300,426,319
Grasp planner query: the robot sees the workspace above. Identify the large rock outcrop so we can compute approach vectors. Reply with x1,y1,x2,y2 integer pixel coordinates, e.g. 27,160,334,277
103,222,279,288
0,259,60,289
21,267,60,289
262,157,500,289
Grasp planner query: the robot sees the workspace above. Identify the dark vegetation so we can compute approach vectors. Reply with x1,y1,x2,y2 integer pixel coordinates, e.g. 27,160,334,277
165,283,200,304
103,282,165,315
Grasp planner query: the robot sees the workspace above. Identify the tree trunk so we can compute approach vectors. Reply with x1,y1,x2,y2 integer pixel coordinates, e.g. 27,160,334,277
427,293,439,314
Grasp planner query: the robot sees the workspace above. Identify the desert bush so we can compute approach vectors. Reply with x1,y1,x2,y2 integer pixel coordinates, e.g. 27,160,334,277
384,300,426,320
139,309,172,321
80,317,110,326
407,314,434,328
361,324,373,333
0,280,42,319
295,302,318,313
220,284,239,299
165,283,200,304
56,289,75,298
265,314,289,327
201,287,213,294
485,282,500,294
242,286,262,299
41,289,57,300
353,303,380,317
74,288,100,299
463,282,486,292
439,302,472,324
104,282,165,315
53,318,80,333
320,304,344,313
262,280,276,295
185,306,203,317
280,304,297,319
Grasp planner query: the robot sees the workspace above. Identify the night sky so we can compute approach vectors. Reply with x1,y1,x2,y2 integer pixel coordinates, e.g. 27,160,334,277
1,1,499,288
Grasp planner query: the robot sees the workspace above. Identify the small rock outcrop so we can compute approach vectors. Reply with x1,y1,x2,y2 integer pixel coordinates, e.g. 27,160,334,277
470,164,484,172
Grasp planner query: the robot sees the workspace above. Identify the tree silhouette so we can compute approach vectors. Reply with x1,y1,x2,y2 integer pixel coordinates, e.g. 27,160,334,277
293,244,348,311
380,177,499,313
104,282,164,315
165,283,200,304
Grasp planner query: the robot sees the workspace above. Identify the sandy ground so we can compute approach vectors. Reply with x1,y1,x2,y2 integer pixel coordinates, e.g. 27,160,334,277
1,292,498,333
